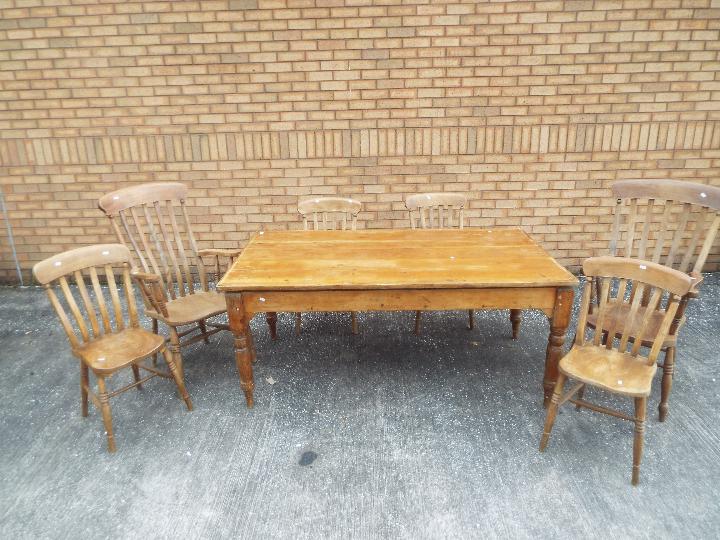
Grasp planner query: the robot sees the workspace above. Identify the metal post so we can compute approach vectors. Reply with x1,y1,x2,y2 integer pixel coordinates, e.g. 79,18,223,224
0,188,24,286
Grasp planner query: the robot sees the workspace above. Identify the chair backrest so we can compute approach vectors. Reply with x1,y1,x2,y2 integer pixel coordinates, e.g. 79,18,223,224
405,192,466,229
98,182,209,299
576,256,694,364
609,180,720,274
298,197,361,230
33,244,139,350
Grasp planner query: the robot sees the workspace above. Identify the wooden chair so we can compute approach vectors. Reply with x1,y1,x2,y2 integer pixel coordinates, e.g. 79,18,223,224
99,182,273,380
540,256,694,485
296,196,362,335
405,193,524,336
33,244,192,452
591,179,720,421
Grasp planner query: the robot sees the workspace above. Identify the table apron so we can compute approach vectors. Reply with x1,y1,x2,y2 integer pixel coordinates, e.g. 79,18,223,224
237,287,559,315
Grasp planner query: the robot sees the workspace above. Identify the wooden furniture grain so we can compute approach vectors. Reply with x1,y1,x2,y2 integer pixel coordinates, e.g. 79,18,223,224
218,229,577,408
405,193,522,337
296,197,362,335
594,179,720,421
33,244,192,452
98,182,275,380
540,256,694,485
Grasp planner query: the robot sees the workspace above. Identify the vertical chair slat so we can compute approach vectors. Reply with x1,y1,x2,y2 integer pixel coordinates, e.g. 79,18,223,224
636,198,654,260
651,201,674,264
154,201,184,298
122,265,139,328
618,281,645,353
166,200,192,296
105,264,125,331
129,206,162,278
575,280,593,345
73,270,100,338
119,211,149,273
180,202,208,292
165,200,192,295
647,297,681,364
666,203,692,269
89,266,112,334
694,214,720,273
679,207,708,272
143,203,169,275
58,276,90,342
592,277,611,346
609,198,623,256
459,208,464,229
630,287,663,356
603,278,629,349
624,199,638,258
45,285,80,349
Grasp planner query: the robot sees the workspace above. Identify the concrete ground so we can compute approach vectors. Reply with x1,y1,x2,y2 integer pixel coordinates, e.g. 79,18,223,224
1,276,719,539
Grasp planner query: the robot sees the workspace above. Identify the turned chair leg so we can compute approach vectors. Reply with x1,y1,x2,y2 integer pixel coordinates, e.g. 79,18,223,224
468,309,474,330
151,319,159,367
632,396,647,486
295,312,302,335
659,347,675,422
131,364,142,390
414,310,422,335
169,328,184,382
540,373,566,452
266,312,278,340
80,363,89,418
510,309,521,340
164,348,193,411
96,376,116,453
575,384,585,410
198,319,210,344
351,312,358,335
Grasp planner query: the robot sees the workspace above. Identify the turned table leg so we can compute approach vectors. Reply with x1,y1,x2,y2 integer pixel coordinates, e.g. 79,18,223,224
543,287,574,407
227,293,256,408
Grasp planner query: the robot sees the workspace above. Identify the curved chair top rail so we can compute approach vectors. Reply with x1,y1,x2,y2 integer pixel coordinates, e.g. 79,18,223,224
33,244,131,285
583,256,694,298
99,182,188,216
298,197,362,215
612,180,720,211
405,192,466,210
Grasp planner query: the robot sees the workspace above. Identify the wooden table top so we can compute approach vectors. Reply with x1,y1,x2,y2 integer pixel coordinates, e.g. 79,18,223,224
218,228,578,292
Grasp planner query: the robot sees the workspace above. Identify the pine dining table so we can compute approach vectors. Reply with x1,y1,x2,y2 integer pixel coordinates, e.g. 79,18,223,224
218,228,578,408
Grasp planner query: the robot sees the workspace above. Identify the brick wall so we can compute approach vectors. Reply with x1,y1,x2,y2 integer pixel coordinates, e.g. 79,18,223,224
1,0,720,283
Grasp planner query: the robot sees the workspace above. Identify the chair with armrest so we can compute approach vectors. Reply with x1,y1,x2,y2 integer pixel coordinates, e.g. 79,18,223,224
591,179,720,420
99,182,276,379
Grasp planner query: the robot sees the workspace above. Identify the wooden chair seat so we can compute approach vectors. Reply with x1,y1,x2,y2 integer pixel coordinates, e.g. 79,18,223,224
148,290,227,326
76,328,165,374
586,301,683,349
560,344,658,397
